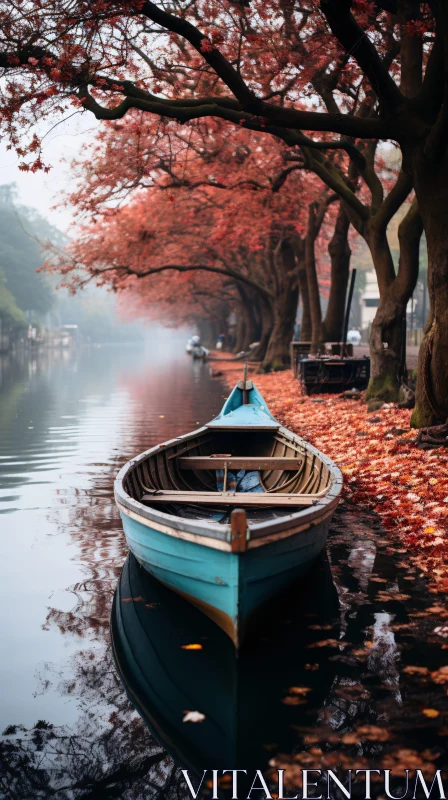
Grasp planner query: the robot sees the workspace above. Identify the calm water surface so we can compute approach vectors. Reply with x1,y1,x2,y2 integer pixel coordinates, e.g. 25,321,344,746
1,337,447,800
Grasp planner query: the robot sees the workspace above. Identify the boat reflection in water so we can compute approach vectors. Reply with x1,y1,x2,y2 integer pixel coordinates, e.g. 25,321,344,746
111,550,339,775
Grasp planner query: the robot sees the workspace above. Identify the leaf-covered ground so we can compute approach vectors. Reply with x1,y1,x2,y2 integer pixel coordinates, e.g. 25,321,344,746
214,361,448,591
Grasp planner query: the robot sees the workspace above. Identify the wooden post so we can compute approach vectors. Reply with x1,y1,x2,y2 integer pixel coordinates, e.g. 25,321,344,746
341,268,357,357
231,509,247,553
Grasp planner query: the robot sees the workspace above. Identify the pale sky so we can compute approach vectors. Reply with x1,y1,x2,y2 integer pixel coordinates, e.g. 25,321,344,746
0,112,100,232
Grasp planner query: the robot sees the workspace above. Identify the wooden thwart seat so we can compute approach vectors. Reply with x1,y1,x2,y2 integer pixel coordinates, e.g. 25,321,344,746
142,491,315,507
177,456,303,471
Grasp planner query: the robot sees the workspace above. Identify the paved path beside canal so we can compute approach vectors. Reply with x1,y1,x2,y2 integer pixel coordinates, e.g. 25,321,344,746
354,343,420,369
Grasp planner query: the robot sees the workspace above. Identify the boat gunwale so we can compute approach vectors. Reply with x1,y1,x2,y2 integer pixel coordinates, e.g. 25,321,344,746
114,425,343,543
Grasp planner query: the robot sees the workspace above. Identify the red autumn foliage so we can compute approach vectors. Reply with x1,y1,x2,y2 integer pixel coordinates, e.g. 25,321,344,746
217,361,448,589
0,0,445,423
44,122,341,370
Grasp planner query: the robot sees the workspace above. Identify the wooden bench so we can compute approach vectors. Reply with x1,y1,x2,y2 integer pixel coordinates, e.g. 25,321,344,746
177,456,303,471
142,491,315,506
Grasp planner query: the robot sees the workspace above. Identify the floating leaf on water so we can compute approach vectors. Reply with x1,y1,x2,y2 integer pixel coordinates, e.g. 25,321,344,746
282,696,307,706
422,708,440,718
303,734,319,745
351,647,369,658
308,624,334,630
427,605,448,615
376,591,411,602
391,623,413,631
341,732,359,745
402,665,429,676
307,639,339,649
121,596,145,603
430,665,448,684
183,710,205,723
356,725,390,741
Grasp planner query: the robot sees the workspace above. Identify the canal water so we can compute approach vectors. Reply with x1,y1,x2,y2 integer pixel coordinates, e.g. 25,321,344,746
1,335,447,799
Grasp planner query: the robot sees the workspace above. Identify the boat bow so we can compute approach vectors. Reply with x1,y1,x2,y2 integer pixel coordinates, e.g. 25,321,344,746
207,377,280,430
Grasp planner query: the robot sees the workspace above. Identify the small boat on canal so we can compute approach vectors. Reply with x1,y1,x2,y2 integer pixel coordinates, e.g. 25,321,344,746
114,371,342,647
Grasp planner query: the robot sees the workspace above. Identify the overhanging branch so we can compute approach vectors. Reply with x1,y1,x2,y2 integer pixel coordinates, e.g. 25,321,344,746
320,0,403,112
83,262,273,302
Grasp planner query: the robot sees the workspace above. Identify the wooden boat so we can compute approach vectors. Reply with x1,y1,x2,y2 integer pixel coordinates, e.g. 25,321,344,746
191,344,209,359
111,552,339,774
114,373,342,647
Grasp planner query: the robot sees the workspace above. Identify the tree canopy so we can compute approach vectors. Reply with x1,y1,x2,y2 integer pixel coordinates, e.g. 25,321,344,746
1,0,447,424
0,268,26,328
0,184,61,317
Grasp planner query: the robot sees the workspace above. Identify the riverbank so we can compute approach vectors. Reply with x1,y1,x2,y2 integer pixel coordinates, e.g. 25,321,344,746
213,361,448,590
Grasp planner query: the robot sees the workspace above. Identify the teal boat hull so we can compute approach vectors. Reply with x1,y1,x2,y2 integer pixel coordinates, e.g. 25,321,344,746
120,510,332,646
111,552,339,774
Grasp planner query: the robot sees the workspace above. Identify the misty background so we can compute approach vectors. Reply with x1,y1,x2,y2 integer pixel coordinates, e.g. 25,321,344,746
0,117,155,346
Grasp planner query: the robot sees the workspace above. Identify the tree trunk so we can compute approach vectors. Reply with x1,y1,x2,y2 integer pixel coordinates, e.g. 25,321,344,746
323,204,351,342
261,240,299,371
233,310,247,354
412,156,448,426
366,289,408,402
305,204,324,354
251,294,263,342
298,262,311,342
216,312,229,349
236,286,259,350
197,319,215,346
209,319,219,345
261,284,299,371
294,237,311,342
248,297,273,362
366,203,422,403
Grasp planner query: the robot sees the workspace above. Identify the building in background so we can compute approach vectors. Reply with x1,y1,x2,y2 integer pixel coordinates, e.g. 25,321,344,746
360,270,380,332
359,269,427,345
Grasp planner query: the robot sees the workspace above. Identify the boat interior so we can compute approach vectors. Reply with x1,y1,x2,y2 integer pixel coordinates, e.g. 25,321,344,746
123,428,332,524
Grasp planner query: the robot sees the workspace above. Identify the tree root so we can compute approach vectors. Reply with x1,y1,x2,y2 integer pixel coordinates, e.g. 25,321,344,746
397,382,415,409
415,420,448,449
412,318,444,428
